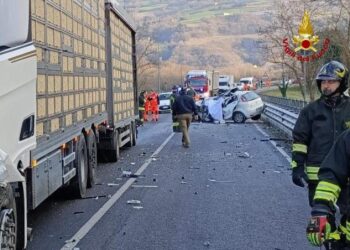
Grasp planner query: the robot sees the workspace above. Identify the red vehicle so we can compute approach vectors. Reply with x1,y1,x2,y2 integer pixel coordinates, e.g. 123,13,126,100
184,70,219,98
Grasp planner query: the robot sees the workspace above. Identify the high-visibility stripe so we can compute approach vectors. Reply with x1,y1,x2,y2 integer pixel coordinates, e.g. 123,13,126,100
173,122,179,126
306,166,320,180
346,221,350,241
291,160,297,169
292,143,307,153
314,181,341,205
139,107,145,110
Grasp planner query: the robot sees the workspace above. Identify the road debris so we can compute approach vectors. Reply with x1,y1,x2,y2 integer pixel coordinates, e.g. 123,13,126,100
107,183,119,186
127,200,141,205
133,206,143,209
73,211,84,215
238,152,250,158
208,179,234,183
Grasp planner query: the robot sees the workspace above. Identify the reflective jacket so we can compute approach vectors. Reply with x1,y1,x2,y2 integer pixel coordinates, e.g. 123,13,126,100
292,95,350,182
312,130,350,234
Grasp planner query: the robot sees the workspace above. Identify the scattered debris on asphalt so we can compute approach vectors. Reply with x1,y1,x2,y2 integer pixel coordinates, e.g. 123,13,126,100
107,183,119,187
73,211,84,215
133,206,143,209
238,152,250,158
127,200,141,205
208,179,234,183
203,241,210,247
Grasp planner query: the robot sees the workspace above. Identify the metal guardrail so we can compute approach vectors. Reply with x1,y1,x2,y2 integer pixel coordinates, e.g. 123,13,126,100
262,102,300,136
260,94,308,113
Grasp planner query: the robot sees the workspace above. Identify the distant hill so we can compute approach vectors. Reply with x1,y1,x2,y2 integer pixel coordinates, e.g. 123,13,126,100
124,0,273,78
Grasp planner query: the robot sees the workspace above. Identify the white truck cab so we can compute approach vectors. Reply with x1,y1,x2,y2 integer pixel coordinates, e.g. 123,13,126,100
0,0,37,248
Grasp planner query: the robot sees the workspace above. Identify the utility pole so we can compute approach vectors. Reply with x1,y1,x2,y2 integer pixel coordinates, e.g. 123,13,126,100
157,43,161,92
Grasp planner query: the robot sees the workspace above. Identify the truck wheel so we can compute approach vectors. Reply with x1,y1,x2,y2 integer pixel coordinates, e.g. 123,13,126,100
131,122,136,146
87,131,97,188
232,112,246,123
126,123,136,147
106,131,120,162
71,134,88,198
0,185,17,249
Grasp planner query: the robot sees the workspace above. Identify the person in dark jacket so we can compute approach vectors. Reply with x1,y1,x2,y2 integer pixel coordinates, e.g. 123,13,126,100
138,91,146,125
172,87,198,147
306,129,350,248
291,61,350,202
290,61,350,247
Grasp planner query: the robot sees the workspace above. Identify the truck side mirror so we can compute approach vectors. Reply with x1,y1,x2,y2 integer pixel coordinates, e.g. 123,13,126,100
0,0,29,48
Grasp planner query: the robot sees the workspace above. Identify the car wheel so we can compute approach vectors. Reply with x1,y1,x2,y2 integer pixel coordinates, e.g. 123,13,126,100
232,112,246,123
251,114,261,120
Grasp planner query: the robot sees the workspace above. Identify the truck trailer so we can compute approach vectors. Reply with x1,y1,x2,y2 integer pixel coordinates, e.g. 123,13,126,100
0,0,137,248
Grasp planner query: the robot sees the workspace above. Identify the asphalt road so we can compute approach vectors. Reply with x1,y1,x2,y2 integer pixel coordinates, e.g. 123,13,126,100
27,114,313,250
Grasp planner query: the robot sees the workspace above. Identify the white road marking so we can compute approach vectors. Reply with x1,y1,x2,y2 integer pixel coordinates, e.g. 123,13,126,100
254,124,291,162
61,133,175,250
131,185,158,188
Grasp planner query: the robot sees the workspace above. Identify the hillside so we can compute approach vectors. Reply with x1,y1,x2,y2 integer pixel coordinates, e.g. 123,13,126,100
124,0,273,81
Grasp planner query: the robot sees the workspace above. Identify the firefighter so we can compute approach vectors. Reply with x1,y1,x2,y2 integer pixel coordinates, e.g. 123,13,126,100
290,61,350,247
137,91,146,126
149,90,159,121
291,61,350,208
144,91,151,122
306,129,350,248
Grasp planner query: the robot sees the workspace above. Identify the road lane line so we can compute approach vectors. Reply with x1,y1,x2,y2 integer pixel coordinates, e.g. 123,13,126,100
254,124,291,162
61,132,175,250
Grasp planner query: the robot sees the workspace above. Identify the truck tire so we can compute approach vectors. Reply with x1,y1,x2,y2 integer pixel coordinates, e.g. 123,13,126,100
0,185,17,250
71,134,88,198
232,111,246,123
125,123,136,147
87,131,97,188
132,122,137,146
106,130,120,162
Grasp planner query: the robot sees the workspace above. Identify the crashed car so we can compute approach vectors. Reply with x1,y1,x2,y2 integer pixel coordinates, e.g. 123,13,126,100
196,89,265,123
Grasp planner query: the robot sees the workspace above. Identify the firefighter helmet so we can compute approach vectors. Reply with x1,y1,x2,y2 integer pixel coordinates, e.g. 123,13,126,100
316,60,349,94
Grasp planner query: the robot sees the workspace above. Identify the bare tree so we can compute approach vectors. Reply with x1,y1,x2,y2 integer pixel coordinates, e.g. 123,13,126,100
135,28,159,92
259,0,346,101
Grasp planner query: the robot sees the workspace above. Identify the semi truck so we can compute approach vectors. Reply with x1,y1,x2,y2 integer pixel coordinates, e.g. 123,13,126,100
0,0,137,248
184,70,219,98
218,75,235,93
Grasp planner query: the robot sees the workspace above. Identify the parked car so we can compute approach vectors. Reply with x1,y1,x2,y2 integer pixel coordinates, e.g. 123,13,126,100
197,90,265,123
158,92,172,113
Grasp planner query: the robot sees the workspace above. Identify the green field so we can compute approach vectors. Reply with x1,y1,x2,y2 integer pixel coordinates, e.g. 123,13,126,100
261,85,320,101
137,0,272,24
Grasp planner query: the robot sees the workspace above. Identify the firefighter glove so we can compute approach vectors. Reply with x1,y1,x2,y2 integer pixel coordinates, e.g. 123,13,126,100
292,166,308,187
306,216,331,247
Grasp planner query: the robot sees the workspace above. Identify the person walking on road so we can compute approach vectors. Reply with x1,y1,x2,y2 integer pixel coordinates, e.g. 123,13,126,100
172,87,198,148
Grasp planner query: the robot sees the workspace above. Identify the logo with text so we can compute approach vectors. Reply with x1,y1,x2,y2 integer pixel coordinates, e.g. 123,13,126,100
283,11,330,62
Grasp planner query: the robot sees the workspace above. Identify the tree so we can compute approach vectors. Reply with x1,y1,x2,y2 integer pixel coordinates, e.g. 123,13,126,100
259,0,348,101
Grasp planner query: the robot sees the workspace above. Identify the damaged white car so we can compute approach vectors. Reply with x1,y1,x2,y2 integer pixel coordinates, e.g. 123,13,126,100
196,89,265,123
